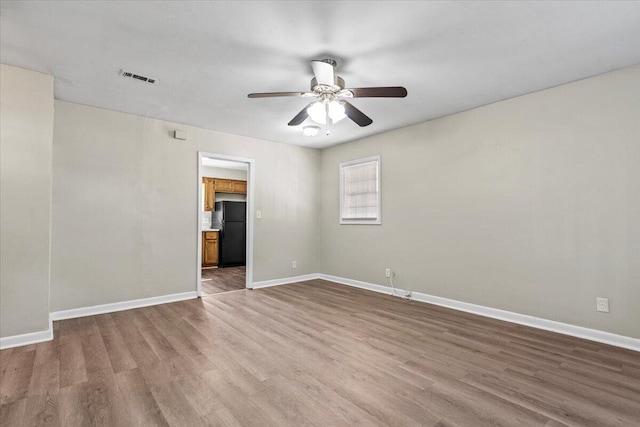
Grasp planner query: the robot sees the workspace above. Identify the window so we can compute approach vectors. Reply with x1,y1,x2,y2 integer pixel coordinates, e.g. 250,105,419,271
340,155,381,224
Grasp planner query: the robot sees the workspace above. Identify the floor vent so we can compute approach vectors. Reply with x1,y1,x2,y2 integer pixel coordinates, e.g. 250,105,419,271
119,69,158,85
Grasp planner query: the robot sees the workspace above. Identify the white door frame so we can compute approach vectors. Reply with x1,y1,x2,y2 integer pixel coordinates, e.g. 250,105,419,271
197,151,255,296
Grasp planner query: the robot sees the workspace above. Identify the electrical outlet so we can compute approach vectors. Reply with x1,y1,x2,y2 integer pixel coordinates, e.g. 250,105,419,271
385,268,391,278
292,261,297,269
596,297,609,313
256,210,262,219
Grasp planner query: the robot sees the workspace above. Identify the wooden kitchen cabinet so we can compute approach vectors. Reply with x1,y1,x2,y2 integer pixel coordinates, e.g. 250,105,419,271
202,177,216,211
202,231,219,266
214,179,247,194
214,179,234,193
232,180,247,194
203,178,246,211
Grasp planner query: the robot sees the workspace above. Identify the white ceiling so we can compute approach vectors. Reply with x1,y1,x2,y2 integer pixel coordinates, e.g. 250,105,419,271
1,1,639,149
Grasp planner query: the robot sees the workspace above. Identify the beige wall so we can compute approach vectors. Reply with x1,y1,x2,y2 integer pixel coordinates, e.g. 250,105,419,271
51,101,320,311
320,65,640,338
0,65,54,338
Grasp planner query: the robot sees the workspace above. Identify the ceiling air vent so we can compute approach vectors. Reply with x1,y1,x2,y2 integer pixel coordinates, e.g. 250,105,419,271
119,69,158,85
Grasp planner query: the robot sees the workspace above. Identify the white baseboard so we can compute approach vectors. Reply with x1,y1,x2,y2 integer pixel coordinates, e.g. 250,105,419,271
0,317,54,350
50,291,197,321
251,273,320,289
5,275,637,353
317,274,640,352
320,274,398,295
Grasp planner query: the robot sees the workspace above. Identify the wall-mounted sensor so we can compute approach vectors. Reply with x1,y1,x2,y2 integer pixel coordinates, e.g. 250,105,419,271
173,130,187,140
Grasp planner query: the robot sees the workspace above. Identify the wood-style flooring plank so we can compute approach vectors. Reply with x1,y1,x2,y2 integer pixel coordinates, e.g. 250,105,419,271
0,350,36,404
58,335,87,389
114,368,169,426
110,311,160,368
58,368,128,426
201,266,245,295
149,381,207,427
22,390,60,427
94,314,138,374
0,398,26,426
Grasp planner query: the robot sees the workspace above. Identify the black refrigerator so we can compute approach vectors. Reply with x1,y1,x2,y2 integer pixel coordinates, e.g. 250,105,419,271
212,201,246,267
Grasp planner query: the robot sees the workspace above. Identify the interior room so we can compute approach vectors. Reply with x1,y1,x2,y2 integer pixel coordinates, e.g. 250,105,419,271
200,156,249,295
1,1,639,426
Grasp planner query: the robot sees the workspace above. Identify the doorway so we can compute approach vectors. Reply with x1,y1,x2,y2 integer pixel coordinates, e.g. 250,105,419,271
197,152,254,296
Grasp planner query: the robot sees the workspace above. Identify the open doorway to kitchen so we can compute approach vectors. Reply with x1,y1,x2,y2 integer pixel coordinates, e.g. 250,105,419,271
197,152,254,297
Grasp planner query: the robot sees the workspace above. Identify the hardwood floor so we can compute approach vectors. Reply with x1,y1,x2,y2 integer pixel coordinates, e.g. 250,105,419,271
201,266,245,295
1,279,639,426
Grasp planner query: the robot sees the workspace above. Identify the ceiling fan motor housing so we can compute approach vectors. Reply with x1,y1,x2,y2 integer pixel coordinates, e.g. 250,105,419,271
311,76,345,94
320,58,338,67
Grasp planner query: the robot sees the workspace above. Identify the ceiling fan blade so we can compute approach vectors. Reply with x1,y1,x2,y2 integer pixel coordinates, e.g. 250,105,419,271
287,103,314,126
248,92,313,98
311,60,335,86
347,87,408,98
342,101,373,127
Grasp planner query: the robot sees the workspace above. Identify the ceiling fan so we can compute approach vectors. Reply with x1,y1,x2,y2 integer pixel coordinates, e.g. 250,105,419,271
248,59,407,128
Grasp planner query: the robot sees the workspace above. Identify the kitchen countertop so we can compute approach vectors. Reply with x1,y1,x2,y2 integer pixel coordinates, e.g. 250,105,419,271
202,228,220,232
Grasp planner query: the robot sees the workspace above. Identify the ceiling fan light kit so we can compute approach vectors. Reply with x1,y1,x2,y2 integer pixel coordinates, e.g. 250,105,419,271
307,102,328,125
328,101,346,122
248,59,407,132
306,100,346,125
302,125,320,137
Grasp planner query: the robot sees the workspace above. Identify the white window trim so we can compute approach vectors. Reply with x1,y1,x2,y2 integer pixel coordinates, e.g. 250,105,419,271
339,155,381,225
